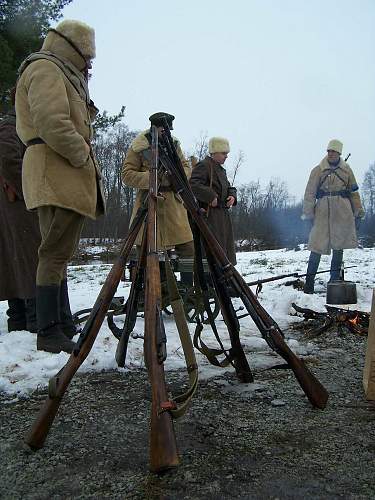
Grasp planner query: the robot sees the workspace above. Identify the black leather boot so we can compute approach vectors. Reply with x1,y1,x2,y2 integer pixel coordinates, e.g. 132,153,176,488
303,251,321,294
7,298,26,332
59,279,79,339
25,298,37,333
36,285,75,354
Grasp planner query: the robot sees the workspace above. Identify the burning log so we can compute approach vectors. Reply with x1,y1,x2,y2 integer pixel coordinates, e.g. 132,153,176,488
291,303,369,337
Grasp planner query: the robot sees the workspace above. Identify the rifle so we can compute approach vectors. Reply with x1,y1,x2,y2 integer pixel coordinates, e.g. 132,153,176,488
158,120,328,409
114,225,147,366
246,266,357,290
144,125,179,472
24,204,147,451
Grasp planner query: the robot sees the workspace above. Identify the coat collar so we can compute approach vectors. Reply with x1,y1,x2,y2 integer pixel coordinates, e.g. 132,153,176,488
319,156,349,173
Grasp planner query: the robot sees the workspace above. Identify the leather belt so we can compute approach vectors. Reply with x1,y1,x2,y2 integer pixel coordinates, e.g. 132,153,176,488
26,138,45,147
316,190,350,199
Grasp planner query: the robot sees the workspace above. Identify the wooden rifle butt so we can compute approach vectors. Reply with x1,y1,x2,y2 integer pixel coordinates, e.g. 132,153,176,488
149,396,180,472
271,331,329,409
24,396,62,450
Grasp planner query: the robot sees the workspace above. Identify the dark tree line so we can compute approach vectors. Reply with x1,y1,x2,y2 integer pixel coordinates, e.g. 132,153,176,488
0,0,72,114
89,118,375,251
86,120,309,248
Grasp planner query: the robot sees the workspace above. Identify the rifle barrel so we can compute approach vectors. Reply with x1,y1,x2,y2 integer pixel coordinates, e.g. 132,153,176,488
246,266,357,287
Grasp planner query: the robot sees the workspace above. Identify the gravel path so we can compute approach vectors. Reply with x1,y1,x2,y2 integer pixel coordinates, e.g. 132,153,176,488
1,331,375,499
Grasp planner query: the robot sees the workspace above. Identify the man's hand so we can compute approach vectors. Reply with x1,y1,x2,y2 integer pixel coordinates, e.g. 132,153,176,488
226,195,235,208
210,197,218,207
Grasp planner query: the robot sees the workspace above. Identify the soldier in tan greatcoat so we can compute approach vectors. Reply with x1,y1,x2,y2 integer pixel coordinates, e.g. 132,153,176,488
302,139,364,294
122,113,194,263
15,20,105,353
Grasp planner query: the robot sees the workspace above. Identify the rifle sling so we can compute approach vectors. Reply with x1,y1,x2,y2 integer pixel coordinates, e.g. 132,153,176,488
164,255,198,419
191,224,235,368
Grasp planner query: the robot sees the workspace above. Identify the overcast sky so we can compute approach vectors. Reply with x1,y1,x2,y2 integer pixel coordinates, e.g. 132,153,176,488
61,0,375,199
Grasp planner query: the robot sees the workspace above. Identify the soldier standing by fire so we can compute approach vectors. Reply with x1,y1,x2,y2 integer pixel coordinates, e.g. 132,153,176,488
0,87,41,333
190,137,237,265
15,19,105,353
302,139,365,294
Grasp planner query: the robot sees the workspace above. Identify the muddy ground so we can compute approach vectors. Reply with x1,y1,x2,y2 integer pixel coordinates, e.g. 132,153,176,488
1,330,375,500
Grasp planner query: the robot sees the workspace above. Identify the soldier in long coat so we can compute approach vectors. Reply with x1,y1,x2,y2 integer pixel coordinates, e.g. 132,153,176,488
0,95,41,332
122,112,194,260
16,20,105,352
189,137,237,264
302,139,364,293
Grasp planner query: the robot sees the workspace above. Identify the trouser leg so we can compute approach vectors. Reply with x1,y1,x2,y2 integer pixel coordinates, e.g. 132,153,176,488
303,251,321,294
330,249,344,281
35,206,84,353
37,206,85,285
7,298,26,332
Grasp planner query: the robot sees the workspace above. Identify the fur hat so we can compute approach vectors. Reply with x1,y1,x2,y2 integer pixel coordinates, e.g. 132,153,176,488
327,139,343,155
54,19,96,59
209,137,230,154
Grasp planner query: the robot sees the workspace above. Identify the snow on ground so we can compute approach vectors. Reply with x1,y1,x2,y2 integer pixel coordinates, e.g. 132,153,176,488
0,247,374,398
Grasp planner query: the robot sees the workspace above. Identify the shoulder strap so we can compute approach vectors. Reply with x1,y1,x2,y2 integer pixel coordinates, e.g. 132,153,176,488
18,51,90,105
164,254,198,419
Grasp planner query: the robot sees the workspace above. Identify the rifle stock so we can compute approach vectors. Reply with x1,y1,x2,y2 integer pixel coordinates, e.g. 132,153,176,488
24,208,147,450
145,125,179,472
234,274,328,408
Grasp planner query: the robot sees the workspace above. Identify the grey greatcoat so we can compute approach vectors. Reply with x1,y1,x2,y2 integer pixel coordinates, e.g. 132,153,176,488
302,156,364,255
0,110,41,300
190,156,237,264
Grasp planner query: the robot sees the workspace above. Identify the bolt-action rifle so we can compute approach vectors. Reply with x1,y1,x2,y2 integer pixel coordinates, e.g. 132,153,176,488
24,201,148,451
246,265,356,292
158,119,328,409
143,125,179,472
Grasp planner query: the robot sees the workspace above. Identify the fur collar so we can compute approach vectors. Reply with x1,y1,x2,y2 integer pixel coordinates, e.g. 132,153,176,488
319,156,350,172
131,130,180,153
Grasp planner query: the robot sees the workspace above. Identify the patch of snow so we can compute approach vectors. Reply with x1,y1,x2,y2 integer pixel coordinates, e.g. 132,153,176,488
0,248,373,396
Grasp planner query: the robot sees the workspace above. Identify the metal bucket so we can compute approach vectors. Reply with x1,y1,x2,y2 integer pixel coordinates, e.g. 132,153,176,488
326,280,357,305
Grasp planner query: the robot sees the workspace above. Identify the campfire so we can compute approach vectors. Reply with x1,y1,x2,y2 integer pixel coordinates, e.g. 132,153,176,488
290,303,369,337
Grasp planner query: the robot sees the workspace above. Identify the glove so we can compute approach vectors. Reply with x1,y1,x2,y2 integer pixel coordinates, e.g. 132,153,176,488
355,217,362,230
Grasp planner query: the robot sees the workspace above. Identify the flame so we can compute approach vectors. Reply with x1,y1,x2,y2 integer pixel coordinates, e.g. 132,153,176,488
348,314,359,326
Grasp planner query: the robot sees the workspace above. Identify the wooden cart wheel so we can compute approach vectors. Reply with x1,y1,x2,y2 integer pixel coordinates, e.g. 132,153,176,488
183,287,220,324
